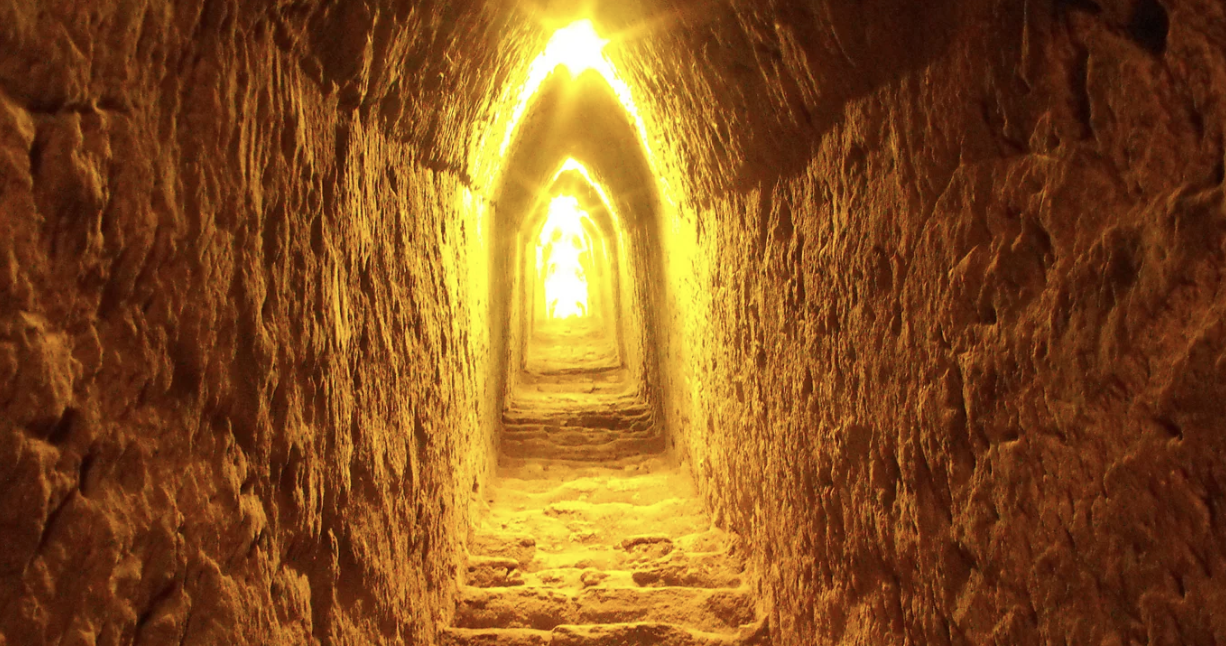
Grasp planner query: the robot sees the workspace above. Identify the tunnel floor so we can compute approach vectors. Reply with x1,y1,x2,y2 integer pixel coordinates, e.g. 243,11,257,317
443,326,769,644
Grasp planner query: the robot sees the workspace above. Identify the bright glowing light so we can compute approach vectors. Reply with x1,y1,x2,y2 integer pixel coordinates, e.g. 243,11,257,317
545,20,608,77
470,18,685,258
538,195,593,319
494,20,651,165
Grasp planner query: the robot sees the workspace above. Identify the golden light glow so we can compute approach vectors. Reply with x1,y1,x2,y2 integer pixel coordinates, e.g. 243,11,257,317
551,157,627,252
495,20,651,165
545,20,609,77
554,159,611,212
538,195,594,319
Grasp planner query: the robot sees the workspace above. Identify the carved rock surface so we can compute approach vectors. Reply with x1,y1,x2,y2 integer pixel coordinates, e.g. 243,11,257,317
0,0,522,643
634,0,1226,644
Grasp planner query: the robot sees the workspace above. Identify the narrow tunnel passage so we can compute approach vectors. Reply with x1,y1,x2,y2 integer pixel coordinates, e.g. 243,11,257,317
2,1,1225,645
445,22,768,643
519,164,626,379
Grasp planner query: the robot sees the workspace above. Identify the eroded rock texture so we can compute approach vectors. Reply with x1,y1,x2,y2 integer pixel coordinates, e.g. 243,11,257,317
633,0,1226,644
0,1,526,643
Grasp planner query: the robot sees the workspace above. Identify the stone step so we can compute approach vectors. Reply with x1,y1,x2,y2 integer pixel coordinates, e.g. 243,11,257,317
504,395,650,410
487,498,709,532
514,368,633,390
441,621,771,646
530,552,745,589
470,524,737,570
466,548,745,590
500,426,656,446
466,555,526,587
469,531,536,566
617,548,746,589
500,419,654,437
497,455,669,480
524,347,622,375
500,434,666,462
454,586,757,633
490,471,694,506
502,406,653,430
500,432,659,457
502,401,646,420
484,500,711,549
503,387,646,407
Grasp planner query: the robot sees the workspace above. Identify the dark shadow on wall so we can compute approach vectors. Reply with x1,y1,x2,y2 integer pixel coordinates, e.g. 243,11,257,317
584,0,962,192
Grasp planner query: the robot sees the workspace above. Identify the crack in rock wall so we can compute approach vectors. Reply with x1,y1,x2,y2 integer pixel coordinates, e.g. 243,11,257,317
0,0,534,643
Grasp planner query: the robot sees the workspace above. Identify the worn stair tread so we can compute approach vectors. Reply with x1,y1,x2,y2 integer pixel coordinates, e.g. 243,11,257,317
501,437,667,462
468,549,744,589
513,373,635,394
488,497,707,526
501,415,653,432
489,473,695,506
483,507,711,548
504,400,650,413
455,585,757,632
504,402,652,416
522,538,736,564
503,417,654,431
501,428,657,447
503,395,648,414
525,357,623,375
497,455,671,479
467,555,526,587
443,620,770,646
469,531,536,566
515,560,743,589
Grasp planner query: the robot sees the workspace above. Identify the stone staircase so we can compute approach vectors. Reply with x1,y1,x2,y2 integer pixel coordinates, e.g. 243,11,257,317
443,357,769,645
499,382,662,461
443,456,769,645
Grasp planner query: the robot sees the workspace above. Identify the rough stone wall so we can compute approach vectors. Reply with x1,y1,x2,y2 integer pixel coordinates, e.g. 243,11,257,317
632,0,1226,643
0,1,524,643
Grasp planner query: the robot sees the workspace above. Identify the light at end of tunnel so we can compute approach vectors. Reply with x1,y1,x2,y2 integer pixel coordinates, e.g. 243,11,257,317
545,20,608,78
538,195,593,320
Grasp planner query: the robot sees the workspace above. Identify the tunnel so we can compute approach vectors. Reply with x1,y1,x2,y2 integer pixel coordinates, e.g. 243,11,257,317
1,0,1224,644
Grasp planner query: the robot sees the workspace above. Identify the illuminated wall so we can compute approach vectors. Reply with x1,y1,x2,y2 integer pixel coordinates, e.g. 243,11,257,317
0,1,536,642
612,1,1226,644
